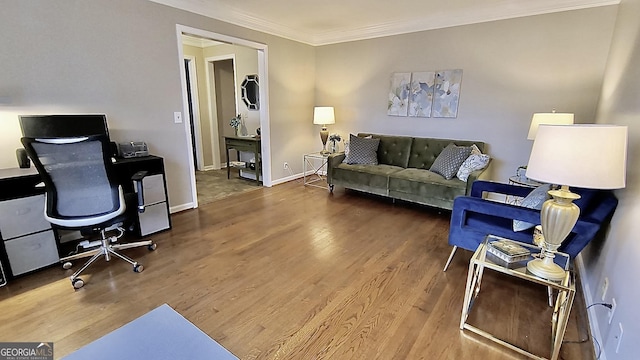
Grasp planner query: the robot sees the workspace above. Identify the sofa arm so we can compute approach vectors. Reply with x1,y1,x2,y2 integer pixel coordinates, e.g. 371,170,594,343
452,195,544,225
327,152,345,184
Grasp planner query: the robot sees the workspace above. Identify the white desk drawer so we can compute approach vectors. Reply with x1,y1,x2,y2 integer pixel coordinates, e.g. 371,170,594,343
139,202,170,236
5,230,58,275
135,174,166,205
0,195,51,240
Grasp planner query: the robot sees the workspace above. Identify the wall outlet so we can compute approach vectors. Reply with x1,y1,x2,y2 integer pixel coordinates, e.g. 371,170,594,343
601,277,609,301
173,111,182,123
609,298,617,324
615,322,623,353
283,162,288,170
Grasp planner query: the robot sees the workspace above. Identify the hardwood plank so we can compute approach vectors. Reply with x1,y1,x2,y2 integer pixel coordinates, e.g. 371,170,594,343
0,182,593,359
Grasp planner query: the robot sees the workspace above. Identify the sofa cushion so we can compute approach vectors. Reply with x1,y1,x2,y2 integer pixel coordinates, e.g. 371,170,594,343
513,184,551,231
388,168,467,201
407,138,451,170
360,134,412,167
429,143,472,180
333,163,403,193
346,134,380,165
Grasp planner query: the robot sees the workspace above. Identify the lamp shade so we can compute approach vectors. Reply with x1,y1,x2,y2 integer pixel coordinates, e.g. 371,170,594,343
313,107,335,125
527,112,574,140
526,124,627,189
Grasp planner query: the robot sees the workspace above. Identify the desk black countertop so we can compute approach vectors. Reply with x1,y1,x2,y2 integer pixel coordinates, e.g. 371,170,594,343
0,167,39,180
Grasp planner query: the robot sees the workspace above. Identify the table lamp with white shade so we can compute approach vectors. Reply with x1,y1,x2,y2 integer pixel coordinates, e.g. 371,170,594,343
527,111,574,140
525,124,627,280
313,106,335,154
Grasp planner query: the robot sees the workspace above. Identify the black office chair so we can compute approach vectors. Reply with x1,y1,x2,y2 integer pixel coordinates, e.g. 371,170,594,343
21,135,156,289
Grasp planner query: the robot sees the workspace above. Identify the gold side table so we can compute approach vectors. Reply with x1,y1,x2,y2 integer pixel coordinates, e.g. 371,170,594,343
303,152,330,189
460,235,575,360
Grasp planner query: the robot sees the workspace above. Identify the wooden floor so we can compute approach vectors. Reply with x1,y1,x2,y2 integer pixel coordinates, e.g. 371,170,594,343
0,181,594,359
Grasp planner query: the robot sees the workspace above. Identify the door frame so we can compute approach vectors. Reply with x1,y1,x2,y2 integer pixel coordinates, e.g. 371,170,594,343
183,55,204,171
205,54,238,170
175,25,272,209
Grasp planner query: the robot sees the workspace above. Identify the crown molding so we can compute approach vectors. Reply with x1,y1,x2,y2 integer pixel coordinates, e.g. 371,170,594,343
181,34,223,48
151,0,620,46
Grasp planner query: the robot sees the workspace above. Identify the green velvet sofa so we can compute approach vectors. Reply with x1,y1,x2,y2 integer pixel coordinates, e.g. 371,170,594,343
326,133,489,210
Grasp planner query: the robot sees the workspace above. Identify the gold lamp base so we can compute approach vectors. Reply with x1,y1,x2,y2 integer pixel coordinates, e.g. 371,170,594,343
527,256,566,281
527,185,580,281
319,126,329,154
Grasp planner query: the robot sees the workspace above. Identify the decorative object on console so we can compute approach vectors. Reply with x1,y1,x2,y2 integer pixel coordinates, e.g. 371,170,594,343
230,114,242,136
525,124,627,280
313,106,335,154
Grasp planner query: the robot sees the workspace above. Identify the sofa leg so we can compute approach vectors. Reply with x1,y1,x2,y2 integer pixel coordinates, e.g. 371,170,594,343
443,246,458,272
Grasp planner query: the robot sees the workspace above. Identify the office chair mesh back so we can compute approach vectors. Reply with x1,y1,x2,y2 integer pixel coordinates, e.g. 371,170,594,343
29,137,121,218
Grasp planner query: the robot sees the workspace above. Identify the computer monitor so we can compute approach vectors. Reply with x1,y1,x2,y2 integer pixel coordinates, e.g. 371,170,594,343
19,114,110,139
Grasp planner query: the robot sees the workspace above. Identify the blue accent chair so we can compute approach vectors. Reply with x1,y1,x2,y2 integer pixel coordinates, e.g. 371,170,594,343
443,180,618,271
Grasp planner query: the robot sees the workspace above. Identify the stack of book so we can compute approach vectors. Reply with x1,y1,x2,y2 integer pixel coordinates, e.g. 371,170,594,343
487,239,531,263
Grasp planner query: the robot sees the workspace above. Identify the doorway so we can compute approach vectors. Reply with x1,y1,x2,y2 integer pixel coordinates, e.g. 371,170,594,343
209,57,238,167
176,26,272,209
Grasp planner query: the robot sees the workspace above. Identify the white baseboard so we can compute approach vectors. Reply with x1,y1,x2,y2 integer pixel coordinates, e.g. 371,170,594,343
170,202,194,213
575,254,607,360
272,172,303,186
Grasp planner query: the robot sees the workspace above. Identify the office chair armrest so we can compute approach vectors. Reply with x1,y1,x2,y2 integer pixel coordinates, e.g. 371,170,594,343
132,171,149,213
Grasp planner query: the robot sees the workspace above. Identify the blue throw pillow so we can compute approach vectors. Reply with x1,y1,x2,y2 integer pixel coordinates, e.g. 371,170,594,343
513,184,551,232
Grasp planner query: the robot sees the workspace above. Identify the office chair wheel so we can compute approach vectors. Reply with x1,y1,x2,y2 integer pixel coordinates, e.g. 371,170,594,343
63,262,73,270
148,243,157,251
72,278,84,289
133,264,144,273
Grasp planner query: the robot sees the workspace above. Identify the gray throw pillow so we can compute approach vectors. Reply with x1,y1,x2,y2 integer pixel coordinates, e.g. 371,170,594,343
429,143,472,180
513,184,551,232
346,134,380,165
456,153,490,182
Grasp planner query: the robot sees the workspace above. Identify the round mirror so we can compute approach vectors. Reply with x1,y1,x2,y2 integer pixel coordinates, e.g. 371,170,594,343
241,74,259,110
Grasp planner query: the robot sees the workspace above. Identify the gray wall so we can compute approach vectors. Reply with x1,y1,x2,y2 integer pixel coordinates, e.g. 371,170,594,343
0,0,315,209
315,7,618,182
587,0,640,358
1,2,636,356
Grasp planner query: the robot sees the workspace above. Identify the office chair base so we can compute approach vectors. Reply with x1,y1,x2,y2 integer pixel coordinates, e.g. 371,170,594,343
61,233,155,289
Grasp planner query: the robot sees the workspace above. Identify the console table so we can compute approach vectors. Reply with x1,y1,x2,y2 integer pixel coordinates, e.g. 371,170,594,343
224,136,262,185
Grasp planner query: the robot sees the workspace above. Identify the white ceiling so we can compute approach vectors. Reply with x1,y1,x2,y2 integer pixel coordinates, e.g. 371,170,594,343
153,0,619,46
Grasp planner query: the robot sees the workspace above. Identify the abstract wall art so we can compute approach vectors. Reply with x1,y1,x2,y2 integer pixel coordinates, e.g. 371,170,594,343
387,72,411,116
432,69,463,118
388,69,462,118
408,71,435,117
